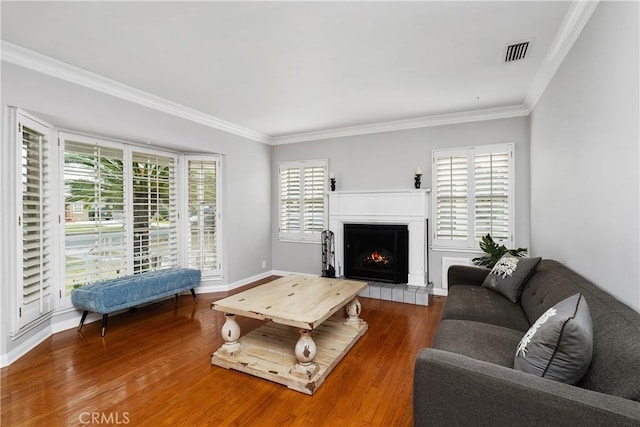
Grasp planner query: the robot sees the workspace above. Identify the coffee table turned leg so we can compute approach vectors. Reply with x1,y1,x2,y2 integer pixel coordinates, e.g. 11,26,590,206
291,329,319,379
220,313,241,355
345,297,364,326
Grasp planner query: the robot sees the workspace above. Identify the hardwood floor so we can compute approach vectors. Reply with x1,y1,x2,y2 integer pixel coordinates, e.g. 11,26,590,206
1,277,444,426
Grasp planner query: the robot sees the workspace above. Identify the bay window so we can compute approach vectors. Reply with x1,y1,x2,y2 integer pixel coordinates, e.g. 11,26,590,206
9,107,222,331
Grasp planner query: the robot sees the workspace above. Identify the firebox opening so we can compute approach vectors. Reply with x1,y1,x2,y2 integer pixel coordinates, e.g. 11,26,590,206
344,224,408,284
362,249,393,266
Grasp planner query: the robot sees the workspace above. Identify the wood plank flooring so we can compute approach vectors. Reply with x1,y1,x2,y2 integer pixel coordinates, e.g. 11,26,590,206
1,276,444,427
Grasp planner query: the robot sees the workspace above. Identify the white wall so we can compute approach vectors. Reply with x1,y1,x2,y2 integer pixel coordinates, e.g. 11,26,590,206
0,62,273,361
271,116,531,288
530,2,640,311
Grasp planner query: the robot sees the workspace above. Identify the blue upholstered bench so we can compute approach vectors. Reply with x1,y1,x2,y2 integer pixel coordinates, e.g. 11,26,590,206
71,267,201,336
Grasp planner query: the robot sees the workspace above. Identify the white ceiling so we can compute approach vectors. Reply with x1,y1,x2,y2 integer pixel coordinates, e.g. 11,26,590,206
1,1,576,142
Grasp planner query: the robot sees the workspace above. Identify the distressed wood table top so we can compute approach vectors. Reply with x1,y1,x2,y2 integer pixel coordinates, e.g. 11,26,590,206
211,275,366,330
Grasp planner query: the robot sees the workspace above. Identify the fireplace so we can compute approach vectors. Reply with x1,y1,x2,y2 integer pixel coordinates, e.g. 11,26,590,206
344,224,409,284
328,190,429,288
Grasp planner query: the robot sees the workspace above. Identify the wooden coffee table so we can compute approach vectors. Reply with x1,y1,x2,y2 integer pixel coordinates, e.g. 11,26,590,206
210,275,368,394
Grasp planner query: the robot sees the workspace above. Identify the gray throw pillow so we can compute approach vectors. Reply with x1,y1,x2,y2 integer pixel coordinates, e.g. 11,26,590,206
481,255,541,303
514,293,593,384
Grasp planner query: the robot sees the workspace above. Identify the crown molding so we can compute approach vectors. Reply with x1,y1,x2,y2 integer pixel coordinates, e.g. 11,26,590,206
524,0,599,111
3,40,528,147
0,41,271,144
271,104,530,145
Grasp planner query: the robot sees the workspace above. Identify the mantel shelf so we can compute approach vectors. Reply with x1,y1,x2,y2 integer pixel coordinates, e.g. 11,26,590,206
328,188,431,195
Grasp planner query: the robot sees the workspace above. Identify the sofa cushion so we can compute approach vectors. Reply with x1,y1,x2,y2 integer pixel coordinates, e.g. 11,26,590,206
481,255,541,303
447,264,490,287
432,319,524,367
520,260,640,401
441,285,531,332
514,293,593,384
520,260,586,324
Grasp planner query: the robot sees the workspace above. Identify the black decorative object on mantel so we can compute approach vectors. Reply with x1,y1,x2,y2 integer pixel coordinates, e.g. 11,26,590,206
414,167,422,189
321,230,336,278
330,172,336,191
414,174,422,189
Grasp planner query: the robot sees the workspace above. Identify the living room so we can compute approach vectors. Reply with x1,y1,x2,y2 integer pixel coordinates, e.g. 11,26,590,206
1,1,638,425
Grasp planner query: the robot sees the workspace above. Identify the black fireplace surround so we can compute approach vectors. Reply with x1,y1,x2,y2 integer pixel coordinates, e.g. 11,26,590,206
344,224,409,284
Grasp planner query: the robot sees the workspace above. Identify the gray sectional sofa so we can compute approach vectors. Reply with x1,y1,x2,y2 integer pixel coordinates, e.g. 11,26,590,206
414,259,640,426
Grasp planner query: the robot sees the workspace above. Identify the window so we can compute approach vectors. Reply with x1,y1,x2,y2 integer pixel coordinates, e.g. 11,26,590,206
131,150,178,272
61,133,180,302
16,111,53,329
185,156,221,276
279,160,327,242
63,134,128,295
432,144,514,250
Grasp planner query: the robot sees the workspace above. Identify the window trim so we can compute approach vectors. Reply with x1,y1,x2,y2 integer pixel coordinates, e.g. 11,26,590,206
432,143,514,251
278,159,328,243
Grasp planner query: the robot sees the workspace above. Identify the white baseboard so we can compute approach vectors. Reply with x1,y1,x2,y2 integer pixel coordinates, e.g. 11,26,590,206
226,270,277,291
1,326,52,368
52,309,105,334
195,283,230,293
196,271,279,293
432,287,449,297
271,270,319,278
52,308,86,333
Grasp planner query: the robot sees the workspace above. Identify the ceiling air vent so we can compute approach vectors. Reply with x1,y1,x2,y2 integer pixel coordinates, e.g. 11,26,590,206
505,41,530,62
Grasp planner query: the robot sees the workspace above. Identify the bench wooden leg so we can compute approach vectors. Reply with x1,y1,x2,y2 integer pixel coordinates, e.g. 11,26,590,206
101,314,109,337
190,289,198,304
78,311,89,331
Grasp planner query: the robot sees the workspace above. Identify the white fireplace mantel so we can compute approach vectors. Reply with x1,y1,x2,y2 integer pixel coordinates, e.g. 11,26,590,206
328,189,430,288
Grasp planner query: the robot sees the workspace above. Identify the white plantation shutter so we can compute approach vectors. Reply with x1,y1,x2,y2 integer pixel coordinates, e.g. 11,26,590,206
187,157,220,275
132,151,178,272
434,151,469,246
279,160,327,241
475,150,511,242
17,113,52,328
63,135,127,295
280,167,301,233
303,166,325,233
433,144,513,249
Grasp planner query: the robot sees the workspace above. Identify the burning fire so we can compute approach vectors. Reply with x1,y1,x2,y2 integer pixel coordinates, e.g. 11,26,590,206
366,250,390,265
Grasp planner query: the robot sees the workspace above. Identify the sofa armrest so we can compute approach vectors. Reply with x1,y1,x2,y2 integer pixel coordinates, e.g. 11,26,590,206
447,265,490,287
414,348,640,427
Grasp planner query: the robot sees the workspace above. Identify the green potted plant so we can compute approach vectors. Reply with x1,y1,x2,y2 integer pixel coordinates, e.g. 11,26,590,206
472,234,527,269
